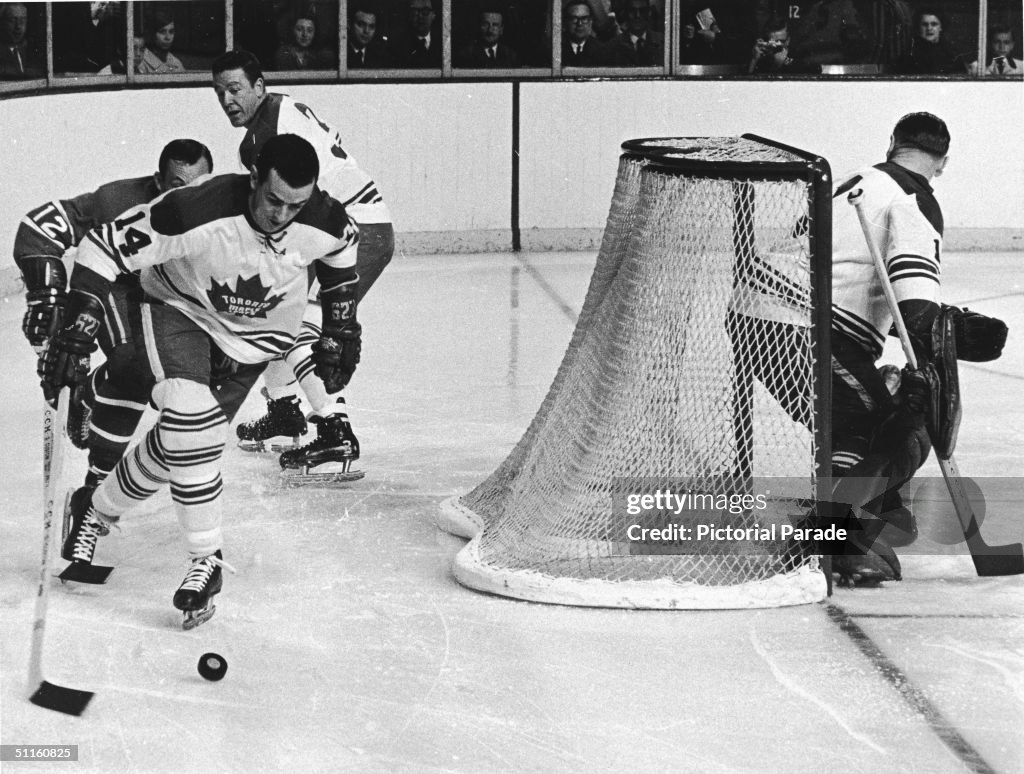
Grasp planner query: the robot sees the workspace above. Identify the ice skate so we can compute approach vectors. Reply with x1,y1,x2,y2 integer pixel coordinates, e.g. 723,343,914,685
174,550,233,630
279,404,364,486
59,486,114,585
236,388,307,452
833,537,902,588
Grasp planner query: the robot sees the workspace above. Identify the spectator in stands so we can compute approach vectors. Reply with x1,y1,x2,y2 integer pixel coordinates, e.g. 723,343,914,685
748,16,817,74
456,8,521,68
348,3,389,68
968,25,1022,76
274,11,331,69
899,8,962,74
389,0,442,68
136,9,186,74
53,1,126,74
615,0,664,66
678,2,740,64
563,1,622,66
0,2,43,79
787,0,870,66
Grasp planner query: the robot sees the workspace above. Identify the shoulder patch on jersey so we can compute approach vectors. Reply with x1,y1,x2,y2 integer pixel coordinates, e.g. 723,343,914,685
150,174,250,236
873,162,943,235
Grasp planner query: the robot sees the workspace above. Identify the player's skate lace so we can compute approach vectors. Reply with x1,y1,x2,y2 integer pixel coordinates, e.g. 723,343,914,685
179,553,237,593
70,512,109,563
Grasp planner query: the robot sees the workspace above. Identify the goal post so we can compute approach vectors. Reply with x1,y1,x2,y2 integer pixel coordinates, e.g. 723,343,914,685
440,136,833,609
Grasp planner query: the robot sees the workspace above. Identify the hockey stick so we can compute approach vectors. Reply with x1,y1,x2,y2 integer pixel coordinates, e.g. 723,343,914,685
28,387,94,715
848,190,1024,576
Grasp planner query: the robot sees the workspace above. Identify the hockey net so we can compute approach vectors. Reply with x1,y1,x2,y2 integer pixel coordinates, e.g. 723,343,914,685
439,136,832,609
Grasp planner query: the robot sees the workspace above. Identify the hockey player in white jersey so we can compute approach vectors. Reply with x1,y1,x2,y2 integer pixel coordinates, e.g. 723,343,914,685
39,134,361,627
827,112,1006,585
211,50,394,482
729,113,1007,586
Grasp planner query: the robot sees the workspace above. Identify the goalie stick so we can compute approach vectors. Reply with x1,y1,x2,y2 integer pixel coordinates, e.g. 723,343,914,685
28,388,95,715
848,189,1024,576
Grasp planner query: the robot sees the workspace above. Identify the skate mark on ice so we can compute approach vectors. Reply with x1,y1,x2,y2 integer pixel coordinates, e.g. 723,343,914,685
924,641,1024,706
748,616,888,756
396,595,452,735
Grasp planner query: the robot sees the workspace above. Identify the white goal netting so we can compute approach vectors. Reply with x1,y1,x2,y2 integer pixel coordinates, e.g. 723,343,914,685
440,136,832,609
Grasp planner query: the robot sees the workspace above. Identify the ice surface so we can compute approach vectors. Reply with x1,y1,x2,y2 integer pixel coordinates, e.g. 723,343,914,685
1,252,1021,773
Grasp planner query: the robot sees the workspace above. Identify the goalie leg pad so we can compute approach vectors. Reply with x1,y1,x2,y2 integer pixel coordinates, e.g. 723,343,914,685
928,305,962,458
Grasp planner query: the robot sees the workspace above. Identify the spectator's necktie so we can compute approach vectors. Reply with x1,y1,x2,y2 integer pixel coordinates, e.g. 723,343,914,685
417,37,428,54
487,46,495,60
573,43,583,56
355,48,365,65
9,46,23,73
635,36,643,52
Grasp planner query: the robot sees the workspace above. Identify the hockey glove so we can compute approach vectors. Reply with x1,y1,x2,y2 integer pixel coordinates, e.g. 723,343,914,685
312,323,361,393
897,365,933,416
24,287,68,350
38,291,103,407
20,256,69,350
944,305,1008,362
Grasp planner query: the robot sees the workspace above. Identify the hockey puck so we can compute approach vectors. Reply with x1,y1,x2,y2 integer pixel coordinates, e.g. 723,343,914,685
197,652,228,682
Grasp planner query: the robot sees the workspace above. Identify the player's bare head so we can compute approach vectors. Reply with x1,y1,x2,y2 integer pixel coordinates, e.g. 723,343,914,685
211,50,266,127
249,134,319,233
155,139,213,191
890,112,950,158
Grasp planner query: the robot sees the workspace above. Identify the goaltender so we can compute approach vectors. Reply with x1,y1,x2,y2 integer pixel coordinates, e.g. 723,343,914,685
827,112,1008,585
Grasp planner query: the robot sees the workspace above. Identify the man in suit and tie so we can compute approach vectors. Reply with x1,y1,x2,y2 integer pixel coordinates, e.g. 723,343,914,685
390,0,442,68
347,3,390,68
456,8,521,68
616,0,664,66
562,1,620,67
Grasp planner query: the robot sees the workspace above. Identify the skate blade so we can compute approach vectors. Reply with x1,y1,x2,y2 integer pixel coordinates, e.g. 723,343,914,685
280,468,365,487
237,437,304,453
182,603,217,630
833,570,887,589
60,561,114,585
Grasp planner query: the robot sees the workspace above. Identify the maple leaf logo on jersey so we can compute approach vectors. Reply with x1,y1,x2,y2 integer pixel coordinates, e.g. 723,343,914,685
207,275,286,319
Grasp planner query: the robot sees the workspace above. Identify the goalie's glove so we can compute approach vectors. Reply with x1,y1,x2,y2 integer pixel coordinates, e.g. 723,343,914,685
20,256,68,350
944,305,1007,362
312,322,361,393
313,278,361,393
897,365,933,416
38,291,102,407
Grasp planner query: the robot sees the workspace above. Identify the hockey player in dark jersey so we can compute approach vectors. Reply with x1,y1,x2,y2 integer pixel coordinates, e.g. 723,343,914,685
39,134,362,628
15,138,213,487
211,50,394,482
